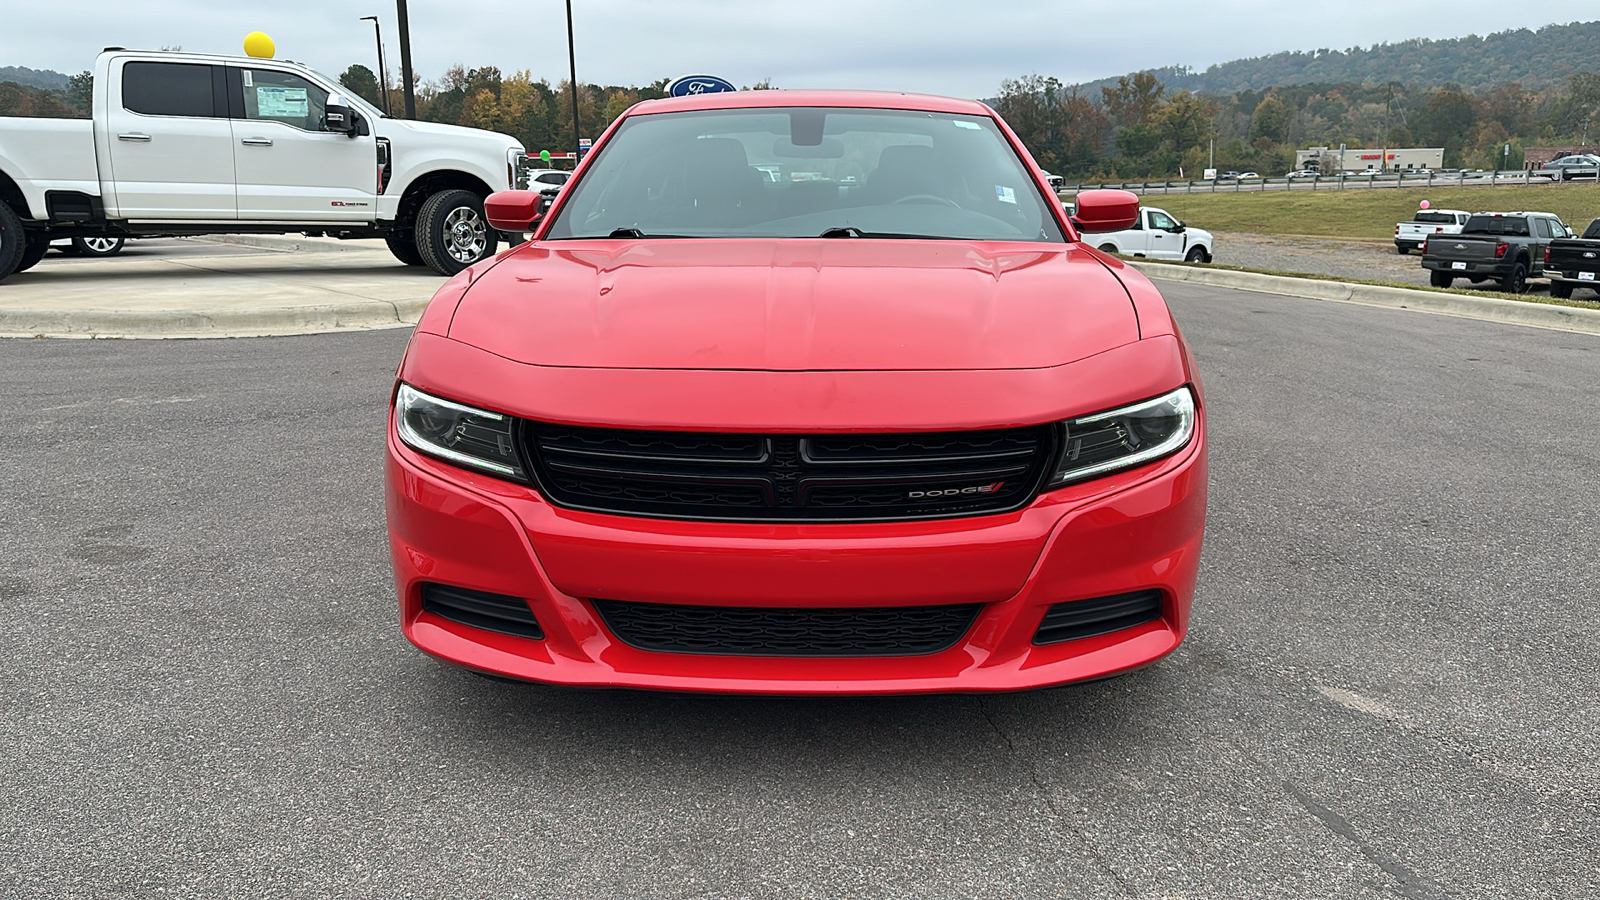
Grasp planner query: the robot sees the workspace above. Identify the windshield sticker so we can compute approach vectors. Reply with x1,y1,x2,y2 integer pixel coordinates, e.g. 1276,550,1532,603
257,86,308,118
953,120,981,130
242,70,252,87
995,185,1017,204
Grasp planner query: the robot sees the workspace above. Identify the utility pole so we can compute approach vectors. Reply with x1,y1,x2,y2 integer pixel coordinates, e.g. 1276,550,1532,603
396,0,416,119
566,0,581,161
359,16,390,115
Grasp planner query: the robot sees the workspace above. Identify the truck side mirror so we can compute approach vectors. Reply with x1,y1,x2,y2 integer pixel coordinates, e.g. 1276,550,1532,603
326,103,363,138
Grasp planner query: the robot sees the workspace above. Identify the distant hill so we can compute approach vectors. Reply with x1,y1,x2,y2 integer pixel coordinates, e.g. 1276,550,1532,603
0,66,70,91
1077,20,1600,94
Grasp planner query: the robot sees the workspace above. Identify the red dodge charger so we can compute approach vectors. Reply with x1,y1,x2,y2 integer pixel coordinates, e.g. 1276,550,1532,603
385,90,1206,694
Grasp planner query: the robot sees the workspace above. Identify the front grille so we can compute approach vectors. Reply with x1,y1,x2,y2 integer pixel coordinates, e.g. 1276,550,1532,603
421,583,543,639
523,422,1056,522
592,599,982,657
1033,590,1163,645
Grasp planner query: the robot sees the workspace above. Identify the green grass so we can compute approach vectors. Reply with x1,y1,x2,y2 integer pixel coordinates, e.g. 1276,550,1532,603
1079,183,1600,240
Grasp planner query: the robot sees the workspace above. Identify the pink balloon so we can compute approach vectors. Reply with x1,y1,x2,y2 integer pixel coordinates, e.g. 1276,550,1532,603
1419,200,1431,209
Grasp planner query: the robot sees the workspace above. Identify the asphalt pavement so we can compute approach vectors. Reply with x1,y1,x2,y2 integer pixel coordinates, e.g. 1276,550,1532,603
1,282,1596,898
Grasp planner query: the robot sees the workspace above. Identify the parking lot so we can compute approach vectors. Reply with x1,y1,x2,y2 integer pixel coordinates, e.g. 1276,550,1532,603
2,257,1596,897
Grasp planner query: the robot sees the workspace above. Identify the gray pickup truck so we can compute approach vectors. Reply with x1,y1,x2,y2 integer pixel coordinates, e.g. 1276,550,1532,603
1542,217,1600,299
1420,211,1572,293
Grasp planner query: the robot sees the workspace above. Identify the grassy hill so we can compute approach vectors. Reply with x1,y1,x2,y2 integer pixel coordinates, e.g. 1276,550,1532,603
1077,21,1600,94
1132,184,1600,240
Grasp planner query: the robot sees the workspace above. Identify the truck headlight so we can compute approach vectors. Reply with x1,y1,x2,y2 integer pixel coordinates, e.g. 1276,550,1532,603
395,383,526,480
1047,386,1196,487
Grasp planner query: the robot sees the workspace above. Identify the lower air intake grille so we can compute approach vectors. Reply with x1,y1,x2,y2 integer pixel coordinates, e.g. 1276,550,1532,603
592,599,981,657
421,583,543,639
1033,590,1163,645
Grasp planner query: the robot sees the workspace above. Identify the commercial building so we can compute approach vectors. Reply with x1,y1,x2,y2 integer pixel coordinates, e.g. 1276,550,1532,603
1296,146,1444,173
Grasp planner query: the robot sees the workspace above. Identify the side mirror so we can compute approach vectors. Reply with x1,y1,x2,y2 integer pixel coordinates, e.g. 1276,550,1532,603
1171,223,1187,233
485,190,552,232
1071,189,1140,233
326,103,362,138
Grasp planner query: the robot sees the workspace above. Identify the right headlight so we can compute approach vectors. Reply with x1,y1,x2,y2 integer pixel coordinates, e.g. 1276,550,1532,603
1047,386,1196,487
394,383,526,481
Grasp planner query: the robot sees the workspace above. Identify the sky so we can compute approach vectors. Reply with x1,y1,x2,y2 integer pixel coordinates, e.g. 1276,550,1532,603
2,2,1590,98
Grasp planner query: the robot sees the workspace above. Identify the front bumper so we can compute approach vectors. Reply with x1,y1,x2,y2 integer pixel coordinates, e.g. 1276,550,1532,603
385,416,1207,695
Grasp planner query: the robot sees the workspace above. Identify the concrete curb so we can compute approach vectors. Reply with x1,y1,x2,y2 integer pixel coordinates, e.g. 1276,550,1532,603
0,297,430,339
1128,261,1600,336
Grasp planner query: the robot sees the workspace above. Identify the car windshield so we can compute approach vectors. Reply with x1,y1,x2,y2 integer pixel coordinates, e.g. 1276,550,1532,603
544,106,1065,242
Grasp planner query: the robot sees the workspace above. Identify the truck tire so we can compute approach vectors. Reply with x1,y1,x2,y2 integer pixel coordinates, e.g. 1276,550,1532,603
1097,243,1118,254
415,189,497,276
71,236,125,256
15,235,49,273
1429,271,1453,288
1184,246,1209,263
384,231,427,267
0,202,25,282
1550,280,1574,299
1499,262,1527,294
1395,244,1409,255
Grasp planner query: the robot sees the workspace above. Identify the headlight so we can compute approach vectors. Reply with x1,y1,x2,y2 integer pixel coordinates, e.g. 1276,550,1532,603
395,383,526,480
1047,386,1196,487
507,146,526,190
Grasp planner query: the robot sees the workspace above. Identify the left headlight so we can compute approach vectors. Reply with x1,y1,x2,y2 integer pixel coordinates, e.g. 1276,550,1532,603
507,147,526,190
1046,386,1196,488
394,383,526,480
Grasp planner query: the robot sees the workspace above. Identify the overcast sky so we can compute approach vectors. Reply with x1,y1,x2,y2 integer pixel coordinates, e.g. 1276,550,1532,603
4,2,1590,98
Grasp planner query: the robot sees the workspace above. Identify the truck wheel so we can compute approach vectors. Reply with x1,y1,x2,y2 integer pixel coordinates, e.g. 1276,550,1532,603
1097,243,1118,254
15,235,49,273
1429,271,1454,288
71,236,125,256
1395,244,1409,255
0,202,25,281
384,232,427,267
1499,262,1527,294
1184,246,1209,263
415,189,497,276
1550,280,1574,299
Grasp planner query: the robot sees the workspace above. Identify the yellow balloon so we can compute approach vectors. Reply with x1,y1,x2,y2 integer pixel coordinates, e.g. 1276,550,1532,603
243,32,275,59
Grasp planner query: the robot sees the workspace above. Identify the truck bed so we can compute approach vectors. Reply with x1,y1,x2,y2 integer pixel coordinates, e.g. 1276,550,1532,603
0,117,98,220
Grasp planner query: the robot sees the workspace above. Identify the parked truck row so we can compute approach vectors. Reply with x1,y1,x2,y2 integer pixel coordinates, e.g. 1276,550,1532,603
0,48,527,283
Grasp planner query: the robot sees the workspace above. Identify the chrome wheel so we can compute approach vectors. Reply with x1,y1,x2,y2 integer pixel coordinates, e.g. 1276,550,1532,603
442,206,487,264
82,237,120,253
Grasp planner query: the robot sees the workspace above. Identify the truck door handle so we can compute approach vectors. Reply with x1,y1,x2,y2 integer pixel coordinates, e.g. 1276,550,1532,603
117,133,152,142
240,137,274,146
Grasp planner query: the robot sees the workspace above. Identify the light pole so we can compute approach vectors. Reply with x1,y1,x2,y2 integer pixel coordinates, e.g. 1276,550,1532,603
396,0,416,119
358,16,390,115
565,0,581,162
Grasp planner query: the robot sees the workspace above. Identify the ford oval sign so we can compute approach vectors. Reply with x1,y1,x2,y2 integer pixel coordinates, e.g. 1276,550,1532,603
666,75,737,97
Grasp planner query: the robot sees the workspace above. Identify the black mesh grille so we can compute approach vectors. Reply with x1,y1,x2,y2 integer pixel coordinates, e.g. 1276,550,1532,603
592,599,982,657
523,422,1056,522
421,583,543,639
1033,590,1163,645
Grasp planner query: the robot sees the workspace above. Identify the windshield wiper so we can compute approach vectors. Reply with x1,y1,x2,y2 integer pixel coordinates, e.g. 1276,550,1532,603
609,227,646,238
818,226,939,239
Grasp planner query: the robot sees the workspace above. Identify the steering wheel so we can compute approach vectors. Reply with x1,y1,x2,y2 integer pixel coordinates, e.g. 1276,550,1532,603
891,194,961,207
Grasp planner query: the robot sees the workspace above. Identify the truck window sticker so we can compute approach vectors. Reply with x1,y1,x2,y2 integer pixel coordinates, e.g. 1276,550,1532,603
256,86,308,119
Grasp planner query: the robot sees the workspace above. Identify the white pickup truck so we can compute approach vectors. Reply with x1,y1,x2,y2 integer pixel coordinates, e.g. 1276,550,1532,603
1394,208,1470,255
0,48,525,282
1077,204,1214,262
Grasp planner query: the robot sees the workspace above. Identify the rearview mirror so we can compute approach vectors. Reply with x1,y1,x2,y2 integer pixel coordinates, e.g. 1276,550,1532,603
1071,189,1140,233
485,190,552,232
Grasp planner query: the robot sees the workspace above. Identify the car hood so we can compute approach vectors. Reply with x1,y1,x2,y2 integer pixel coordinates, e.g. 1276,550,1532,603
377,118,516,144
446,239,1139,371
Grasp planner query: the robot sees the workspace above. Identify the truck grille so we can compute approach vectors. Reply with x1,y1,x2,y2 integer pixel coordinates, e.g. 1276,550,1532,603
522,423,1056,522
591,599,982,657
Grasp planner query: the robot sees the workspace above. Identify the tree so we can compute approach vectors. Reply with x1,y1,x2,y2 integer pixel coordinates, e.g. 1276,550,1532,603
1247,94,1292,144
66,71,92,114
1101,72,1165,128
338,65,382,107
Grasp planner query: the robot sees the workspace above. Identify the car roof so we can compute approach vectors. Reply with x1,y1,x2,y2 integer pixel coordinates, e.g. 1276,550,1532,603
627,89,994,117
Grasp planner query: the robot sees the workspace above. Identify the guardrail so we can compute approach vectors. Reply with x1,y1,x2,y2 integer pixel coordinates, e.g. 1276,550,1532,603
1059,169,1573,196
